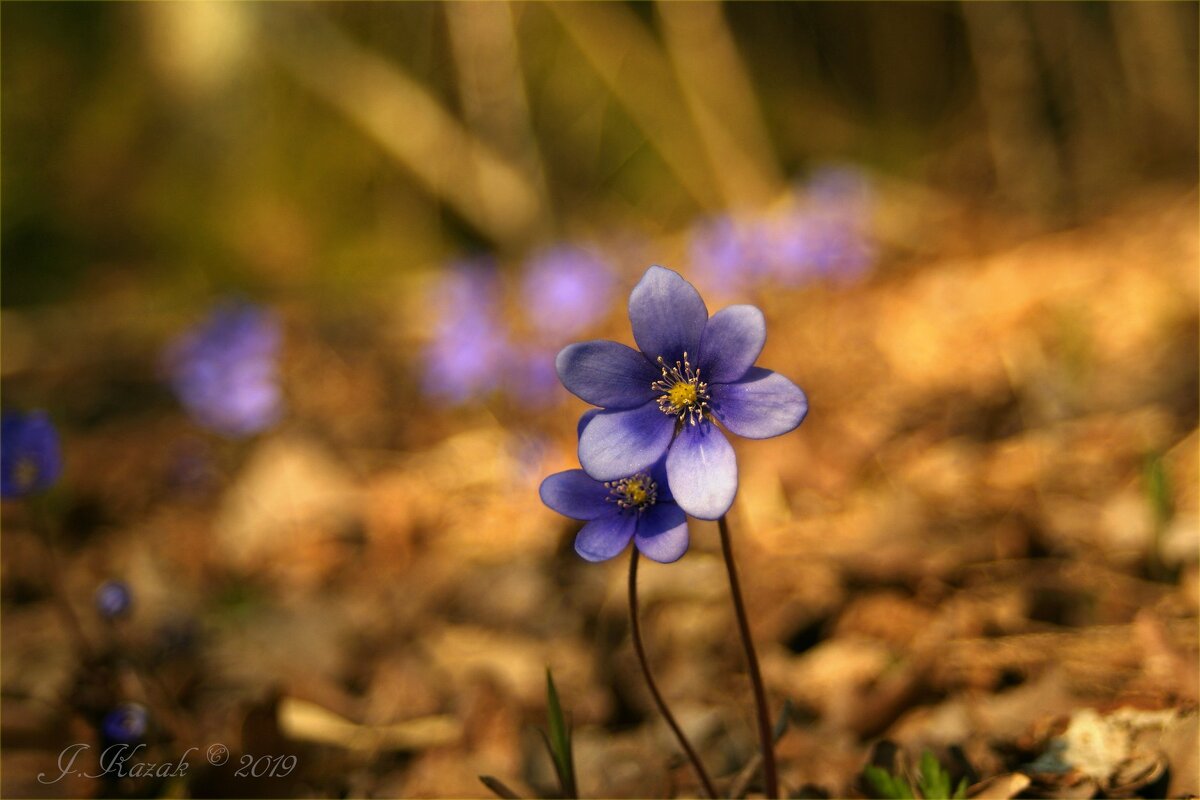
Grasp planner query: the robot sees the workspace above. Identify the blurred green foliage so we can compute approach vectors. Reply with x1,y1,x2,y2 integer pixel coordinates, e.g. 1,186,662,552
3,2,1196,308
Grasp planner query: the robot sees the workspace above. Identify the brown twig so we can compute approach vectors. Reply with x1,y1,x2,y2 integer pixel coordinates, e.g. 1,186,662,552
628,548,719,799
717,513,779,799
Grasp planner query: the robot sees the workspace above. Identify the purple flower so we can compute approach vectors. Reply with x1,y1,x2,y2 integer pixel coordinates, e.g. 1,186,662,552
556,266,808,520
101,703,148,743
95,580,133,618
421,262,512,405
165,301,284,438
521,246,615,338
688,215,770,296
541,441,689,563
1,410,62,498
503,346,563,408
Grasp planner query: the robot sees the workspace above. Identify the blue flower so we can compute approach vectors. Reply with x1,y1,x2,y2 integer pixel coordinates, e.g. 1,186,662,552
165,301,284,438
688,215,770,296
541,427,689,563
521,245,615,339
101,703,148,743
95,580,133,619
1,410,63,498
421,262,512,405
556,266,808,520
503,346,563,408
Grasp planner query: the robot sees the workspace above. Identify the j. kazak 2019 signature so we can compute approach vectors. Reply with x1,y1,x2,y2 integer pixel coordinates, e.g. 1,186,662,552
38,743,298,784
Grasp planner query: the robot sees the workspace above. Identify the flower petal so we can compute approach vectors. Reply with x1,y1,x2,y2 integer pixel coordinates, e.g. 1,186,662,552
698,305,765,384
539,469,614,520
578,401,675,481
575,512,637,562
648,456,674,502
634,502,689,563
710,367,809,440
628,265,709,364
666,421,737,520
556,340,659,409
576,408,601,439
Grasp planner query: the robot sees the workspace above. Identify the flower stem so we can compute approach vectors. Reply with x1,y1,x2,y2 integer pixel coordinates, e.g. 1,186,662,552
717,513,779,799
628,548,718,800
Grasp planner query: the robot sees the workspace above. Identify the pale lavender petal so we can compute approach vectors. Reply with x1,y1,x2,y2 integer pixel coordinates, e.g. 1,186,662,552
556,340,659,409
576,408,601,439
578,401,675,481
698,305,765,385
666,421,737,520
710,367,808,440
628,265,709,364
539,470,614,521
575,513,637,562
634,503,689,563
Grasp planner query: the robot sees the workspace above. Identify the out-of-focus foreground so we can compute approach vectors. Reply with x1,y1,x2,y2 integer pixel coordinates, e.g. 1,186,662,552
2,3,1197,798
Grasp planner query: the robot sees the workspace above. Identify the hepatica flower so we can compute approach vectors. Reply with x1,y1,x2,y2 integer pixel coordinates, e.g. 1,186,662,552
557,266,808,520
1,410,62,498
688,215,770,296
421,261,512,404
541,441,688,563
95,580,133,619
521,245,615,339
165,301,284,438
102,703,149,743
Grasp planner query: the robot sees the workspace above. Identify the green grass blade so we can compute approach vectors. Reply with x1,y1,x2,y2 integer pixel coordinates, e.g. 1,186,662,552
544,668,578,798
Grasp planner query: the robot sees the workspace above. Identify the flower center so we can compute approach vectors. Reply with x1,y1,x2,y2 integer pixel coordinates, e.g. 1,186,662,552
605,473,658,512
652,351,709,425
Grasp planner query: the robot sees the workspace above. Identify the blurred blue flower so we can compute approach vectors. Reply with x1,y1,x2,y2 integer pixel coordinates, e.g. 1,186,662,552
520,245,615,339
164,301,284,438
805,163,875,214
688,215,771,296
503,347,563,408
1,410,63,498
95,580,133,619
798,164,877,283
102,703,149,743
421,261,513,405
557,266,808,520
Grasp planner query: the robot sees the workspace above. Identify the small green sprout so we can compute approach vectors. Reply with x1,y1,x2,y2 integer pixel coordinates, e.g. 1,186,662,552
862,749,967,800
540,668,578,799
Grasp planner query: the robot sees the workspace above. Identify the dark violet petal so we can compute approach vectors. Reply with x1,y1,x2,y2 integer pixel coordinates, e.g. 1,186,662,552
575,513,637,562
578,401,675,481
666,421,737,520
648,456,673,502
710,367,809,440
628,265,709,364
539,469,614,521
556,340,659,409
634,502,689,563
576,408,601,440
698,305,765,384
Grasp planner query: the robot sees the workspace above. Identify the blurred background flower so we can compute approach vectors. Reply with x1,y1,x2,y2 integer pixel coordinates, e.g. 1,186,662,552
164,302,284,438
420,260,512,405
94,580,133,619
100,703,149,744
0,410,62,498
520,245,615,340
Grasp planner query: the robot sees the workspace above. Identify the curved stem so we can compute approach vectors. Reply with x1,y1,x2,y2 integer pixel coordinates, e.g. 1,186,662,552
717,514,779,799
628,548,719,799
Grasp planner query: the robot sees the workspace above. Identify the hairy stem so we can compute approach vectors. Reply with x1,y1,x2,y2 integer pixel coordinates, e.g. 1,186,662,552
718,513,779,799
628,548,718,799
